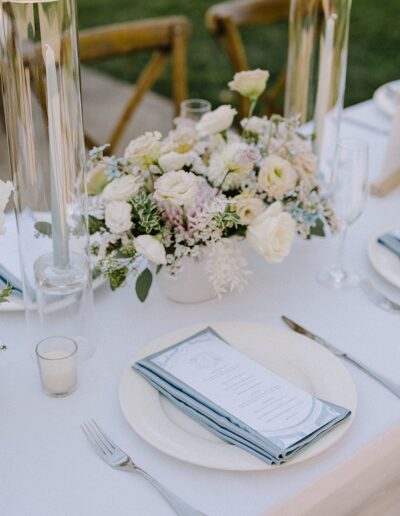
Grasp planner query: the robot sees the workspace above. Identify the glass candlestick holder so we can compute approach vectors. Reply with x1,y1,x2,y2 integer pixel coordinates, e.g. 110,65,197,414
285,0,352,193
0,0,94,359
180,99,212,122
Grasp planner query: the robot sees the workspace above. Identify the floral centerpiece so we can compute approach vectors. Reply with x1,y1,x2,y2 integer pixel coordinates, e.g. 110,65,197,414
0,179,13,304
87,70,336,302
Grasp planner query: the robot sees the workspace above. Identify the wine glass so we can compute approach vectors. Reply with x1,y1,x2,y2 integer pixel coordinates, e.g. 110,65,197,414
180,99,211,122
317,138,369,288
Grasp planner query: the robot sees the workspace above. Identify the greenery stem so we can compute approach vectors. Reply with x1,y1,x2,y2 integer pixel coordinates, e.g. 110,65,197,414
217,171,231,193
248,98,257,117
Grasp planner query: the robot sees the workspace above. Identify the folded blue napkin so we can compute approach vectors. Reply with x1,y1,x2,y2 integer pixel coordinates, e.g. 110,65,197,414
133,328,351,465
378,231,400,258
0,264,23,296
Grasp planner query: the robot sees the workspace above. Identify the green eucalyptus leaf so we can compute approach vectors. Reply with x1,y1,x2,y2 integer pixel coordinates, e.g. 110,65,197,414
0,285,12,304
34,221,52,237
88,215,105,235
310,218,325,237
109,267,127,291
135,267,152,303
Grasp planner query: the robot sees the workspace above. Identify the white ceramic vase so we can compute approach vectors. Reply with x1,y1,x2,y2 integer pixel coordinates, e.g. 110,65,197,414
156,250,216,304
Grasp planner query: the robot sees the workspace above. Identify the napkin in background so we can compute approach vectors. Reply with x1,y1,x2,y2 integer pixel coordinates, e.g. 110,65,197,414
378,230,400,257
371,104,400,196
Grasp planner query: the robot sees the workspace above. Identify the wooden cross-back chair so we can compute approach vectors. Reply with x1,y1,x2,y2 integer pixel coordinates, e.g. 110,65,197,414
78,16,190,153
206,0,290,118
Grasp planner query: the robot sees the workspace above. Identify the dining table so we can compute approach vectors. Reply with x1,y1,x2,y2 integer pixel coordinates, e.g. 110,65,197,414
1,99,399,516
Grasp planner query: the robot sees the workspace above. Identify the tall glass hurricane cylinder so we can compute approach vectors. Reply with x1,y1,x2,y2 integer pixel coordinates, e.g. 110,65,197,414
0,0,94,358
285,0,352,192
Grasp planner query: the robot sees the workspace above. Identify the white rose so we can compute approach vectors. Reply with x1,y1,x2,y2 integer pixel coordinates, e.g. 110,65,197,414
246,202,295,263
208,142,259,189
197,105,237,136
154,170,199,208
124,131,162,168
285,136,318,179
103,174,142,202
228,69,269,100
233,195,266,225
258,155,297,200
134,235,166,265
87,163,110,196
241,116,268,135
105,201,132,234
0,180,12,235
0,179,12,211
158,151,192,173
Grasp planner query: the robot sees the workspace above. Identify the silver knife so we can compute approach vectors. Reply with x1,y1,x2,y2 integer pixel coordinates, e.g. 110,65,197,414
282,316,400,399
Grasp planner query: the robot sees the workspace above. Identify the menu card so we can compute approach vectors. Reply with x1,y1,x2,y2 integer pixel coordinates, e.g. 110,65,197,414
134,327,351,465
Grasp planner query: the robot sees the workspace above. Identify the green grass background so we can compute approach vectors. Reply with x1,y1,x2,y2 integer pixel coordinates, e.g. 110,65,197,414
77,0,400,108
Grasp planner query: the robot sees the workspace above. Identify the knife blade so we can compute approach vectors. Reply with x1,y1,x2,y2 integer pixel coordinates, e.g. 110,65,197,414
281,315,400,399
281,316,345,356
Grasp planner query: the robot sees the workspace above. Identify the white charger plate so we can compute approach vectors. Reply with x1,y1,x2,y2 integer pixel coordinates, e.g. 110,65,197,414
373,80,400,117
368,228,400,289
119,321,357,471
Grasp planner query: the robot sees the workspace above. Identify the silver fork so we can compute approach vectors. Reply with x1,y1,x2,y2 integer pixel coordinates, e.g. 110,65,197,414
81,419,206,516
360,279,400,314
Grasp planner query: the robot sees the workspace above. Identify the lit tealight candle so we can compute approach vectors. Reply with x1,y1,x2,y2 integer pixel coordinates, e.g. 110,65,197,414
36,337,78,397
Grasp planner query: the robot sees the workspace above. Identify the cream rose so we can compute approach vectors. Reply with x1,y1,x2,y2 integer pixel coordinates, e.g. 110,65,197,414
134,235,166,265
258,155,297,199
228,69,269,100
246,202,295,263
233,195,266,225
208,142,259,188
241,116,268,135
87,163,110,196
197,105,237,136
158,151,192,173
103,174,142,202
105,201,132,234
154,170,199,208
124,131,161,168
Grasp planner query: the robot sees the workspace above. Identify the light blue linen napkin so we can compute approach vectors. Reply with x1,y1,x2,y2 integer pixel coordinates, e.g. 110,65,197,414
133,327,351,465
378,231,400,257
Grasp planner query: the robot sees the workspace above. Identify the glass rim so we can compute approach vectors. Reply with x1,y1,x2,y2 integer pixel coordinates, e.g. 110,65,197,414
180,98,212,111
35,336,78,361
336,137,369,152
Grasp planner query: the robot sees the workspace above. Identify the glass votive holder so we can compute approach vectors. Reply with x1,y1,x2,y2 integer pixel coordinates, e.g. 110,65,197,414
180,99,211,122
35,336,78,397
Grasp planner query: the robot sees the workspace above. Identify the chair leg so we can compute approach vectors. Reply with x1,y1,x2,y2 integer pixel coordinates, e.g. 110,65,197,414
172,24,188,116
108,50,169,152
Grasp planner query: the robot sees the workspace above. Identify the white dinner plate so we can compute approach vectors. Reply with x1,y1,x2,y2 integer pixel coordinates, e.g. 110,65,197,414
368,228,400,289
0,212,105,312
373,80,400,118
119,321,357,471
0,275,105,312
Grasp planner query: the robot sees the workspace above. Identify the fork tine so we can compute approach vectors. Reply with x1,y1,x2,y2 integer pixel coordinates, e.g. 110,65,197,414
90,419,118,452
81,421,109,455
86,420,114,454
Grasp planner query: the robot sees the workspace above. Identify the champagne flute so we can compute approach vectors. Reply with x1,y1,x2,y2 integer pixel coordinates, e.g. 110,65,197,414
318,138,369,288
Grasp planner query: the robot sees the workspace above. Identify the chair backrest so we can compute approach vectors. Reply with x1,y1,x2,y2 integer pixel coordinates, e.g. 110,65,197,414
206,0,290,118
78,16,191,153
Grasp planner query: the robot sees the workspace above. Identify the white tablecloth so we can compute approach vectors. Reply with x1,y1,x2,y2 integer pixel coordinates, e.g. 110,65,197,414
1,101,399,516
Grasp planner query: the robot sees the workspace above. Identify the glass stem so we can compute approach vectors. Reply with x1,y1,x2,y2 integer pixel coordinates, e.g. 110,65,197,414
335,227,348,274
